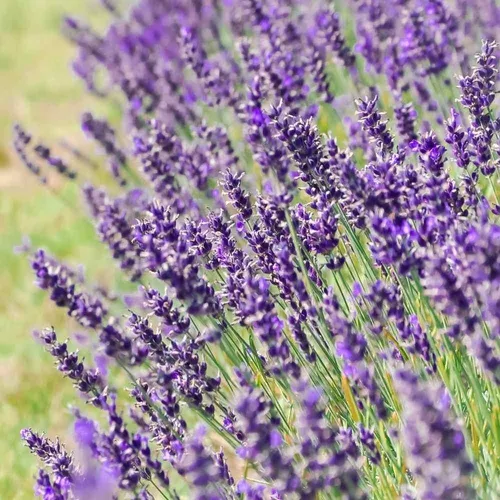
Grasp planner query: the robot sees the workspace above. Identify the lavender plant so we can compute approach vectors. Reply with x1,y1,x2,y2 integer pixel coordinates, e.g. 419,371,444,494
14,0,500,498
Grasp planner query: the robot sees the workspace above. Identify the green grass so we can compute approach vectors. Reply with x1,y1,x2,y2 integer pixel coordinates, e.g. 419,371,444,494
0,1,118,497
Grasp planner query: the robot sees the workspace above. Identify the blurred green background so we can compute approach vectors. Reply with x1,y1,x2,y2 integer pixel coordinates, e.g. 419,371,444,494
0,1,118,497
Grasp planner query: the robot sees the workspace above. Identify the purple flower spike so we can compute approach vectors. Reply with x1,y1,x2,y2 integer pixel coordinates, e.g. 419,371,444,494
395,370,474,499
356,95,394,153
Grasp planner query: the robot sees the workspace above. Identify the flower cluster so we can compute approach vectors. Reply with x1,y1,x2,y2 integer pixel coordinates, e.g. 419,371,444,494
13,0,500,499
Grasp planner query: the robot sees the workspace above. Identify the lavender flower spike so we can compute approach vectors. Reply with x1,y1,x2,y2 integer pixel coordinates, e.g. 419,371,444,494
356,95,394,153
395,370,474,499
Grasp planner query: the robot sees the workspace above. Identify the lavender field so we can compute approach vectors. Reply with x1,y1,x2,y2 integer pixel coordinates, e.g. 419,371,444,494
5,0,500,499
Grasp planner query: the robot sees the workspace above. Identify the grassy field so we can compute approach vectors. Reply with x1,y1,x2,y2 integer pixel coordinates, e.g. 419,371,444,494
0,1,118,497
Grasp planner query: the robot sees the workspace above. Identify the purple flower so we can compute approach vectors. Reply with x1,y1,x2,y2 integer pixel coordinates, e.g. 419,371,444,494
142,286,191,335
13,124,47,183
134,201,220,315
314,8,355,69
222,169,253,220
394,97,418,145
84,186,143,280
81,112,129,185
294,379,367,498
37,328,104,399
358,425,381,465
177,425,234,498
324,288,388,419
395,370,474,499
13,124,77,181
356,95,394,153
21,429,74,490
272,104,326,196
235,384,301,495
34,469,68,500
458,40,499,176
445,108,471,170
